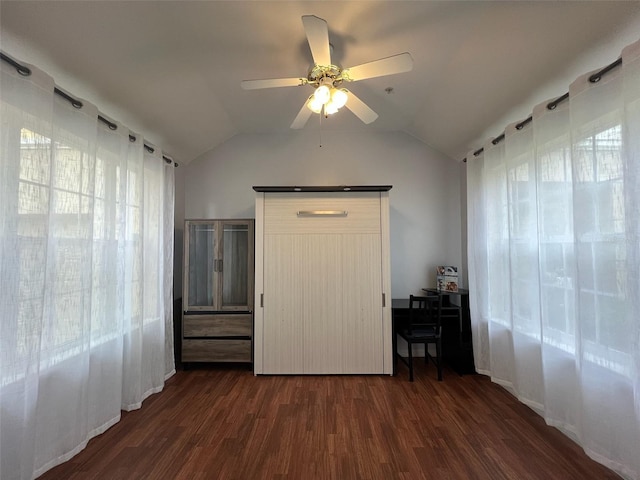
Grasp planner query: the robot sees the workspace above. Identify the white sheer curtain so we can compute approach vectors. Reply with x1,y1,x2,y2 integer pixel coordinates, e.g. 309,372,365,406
0,59,175,479
467,39,640,479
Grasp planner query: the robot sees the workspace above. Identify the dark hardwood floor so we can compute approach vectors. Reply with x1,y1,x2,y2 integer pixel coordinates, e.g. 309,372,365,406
39,362,620,479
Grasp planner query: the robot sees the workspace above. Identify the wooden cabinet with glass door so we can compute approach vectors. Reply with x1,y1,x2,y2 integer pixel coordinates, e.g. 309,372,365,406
182,219,254,365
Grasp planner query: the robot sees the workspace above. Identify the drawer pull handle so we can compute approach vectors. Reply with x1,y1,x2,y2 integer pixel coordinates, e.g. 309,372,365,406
297,210,347,217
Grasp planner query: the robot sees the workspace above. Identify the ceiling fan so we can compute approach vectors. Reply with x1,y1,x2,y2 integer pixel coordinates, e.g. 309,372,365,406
240,15,414,129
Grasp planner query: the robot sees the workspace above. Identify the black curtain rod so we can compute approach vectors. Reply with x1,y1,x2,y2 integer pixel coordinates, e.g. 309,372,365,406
0,51,31,76
462,56,623,163
1,51,178,167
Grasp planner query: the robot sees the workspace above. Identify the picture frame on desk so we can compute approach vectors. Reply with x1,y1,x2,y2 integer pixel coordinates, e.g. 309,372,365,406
436,265,458,292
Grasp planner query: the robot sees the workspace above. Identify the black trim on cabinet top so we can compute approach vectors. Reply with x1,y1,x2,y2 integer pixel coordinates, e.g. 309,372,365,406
253,185,392,193
183,310,253,315
182,336,251,340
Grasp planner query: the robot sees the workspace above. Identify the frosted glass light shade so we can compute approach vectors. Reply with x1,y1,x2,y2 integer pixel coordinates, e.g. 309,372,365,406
324,102,339,115
306,96,323,113
307,85,349,115
313,85,331,104
331,88,348,109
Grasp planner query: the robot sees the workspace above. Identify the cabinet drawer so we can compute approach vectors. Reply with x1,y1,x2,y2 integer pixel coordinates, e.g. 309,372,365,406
183,314,252,338
264,193,381,234
182,339,252,362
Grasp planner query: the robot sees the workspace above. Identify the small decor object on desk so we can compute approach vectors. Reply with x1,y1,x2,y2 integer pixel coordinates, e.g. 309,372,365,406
436,266,458,292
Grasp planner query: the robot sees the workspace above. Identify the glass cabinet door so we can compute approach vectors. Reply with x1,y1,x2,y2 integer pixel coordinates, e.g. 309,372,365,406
184,219,254,312
186,221,218,310
219,221,253,310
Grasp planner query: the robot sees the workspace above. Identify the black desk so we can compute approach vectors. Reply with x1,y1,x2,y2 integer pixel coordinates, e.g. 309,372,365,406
392,289,475,376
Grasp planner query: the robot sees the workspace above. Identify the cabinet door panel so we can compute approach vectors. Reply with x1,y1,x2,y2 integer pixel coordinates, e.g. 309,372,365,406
262,234,304,373
184,219,254,312
341,234,384,373
302,234,343,374
219,221,254,311
185,221,218,310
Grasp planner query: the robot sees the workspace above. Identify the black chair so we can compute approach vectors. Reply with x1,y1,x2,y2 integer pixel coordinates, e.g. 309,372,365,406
396,294,443,381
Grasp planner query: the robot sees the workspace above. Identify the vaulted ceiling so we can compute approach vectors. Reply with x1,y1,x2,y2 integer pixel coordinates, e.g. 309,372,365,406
2,1,640,164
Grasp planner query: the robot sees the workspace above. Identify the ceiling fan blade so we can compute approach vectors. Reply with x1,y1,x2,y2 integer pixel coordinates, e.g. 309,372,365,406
342,52,413,82
302,15,331,66
291,99,313,129
241,77,306,90
344,90,378,124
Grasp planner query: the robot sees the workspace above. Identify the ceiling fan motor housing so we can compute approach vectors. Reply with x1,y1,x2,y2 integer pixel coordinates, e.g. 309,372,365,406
308,64,344,89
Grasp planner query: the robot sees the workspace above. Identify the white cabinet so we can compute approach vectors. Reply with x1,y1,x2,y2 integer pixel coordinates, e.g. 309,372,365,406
253,187,392,374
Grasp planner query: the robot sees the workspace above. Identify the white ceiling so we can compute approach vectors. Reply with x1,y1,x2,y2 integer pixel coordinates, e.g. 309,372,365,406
2,1,640,164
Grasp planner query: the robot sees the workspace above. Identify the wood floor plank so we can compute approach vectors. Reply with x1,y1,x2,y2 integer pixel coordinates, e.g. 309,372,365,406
38,363,621,479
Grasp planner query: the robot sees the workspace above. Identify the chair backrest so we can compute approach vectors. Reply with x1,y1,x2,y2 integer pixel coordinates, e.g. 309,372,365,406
407,294,442,335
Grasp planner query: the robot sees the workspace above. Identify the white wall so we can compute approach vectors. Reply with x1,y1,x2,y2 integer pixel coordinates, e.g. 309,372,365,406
173,167,186,298
182,129,461,300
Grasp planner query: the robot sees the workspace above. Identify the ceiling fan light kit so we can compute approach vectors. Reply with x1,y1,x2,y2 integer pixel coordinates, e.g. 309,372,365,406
241,15,413,129
307,83,348,116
